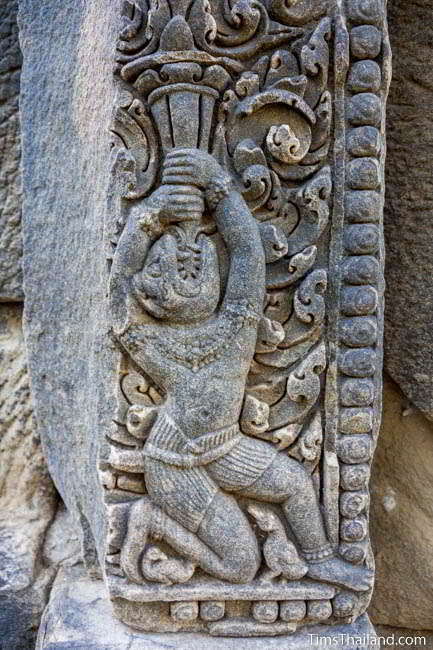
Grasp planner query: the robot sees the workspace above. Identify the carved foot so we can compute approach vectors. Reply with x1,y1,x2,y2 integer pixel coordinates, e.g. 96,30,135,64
120,498,198,586
141,544,196,585
120,497,154,584
120,497,197,585
306,557,374,592
281,560,308,581
256,568,281,583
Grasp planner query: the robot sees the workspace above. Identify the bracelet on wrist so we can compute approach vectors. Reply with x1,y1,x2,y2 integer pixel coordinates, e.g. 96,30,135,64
205,173,232,211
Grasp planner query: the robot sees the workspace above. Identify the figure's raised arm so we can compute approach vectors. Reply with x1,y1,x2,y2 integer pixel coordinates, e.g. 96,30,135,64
214,189,265,313
163,149,266,315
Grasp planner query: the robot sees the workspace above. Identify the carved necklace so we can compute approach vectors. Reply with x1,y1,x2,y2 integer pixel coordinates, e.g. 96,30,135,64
127,300,260,373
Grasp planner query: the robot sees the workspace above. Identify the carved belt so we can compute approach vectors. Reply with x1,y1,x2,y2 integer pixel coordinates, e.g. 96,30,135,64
143,413,241,468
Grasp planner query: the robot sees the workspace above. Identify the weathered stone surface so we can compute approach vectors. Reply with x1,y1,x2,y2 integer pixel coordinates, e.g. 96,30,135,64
19,0,389,643
36,565,377,650
0,304,56,648
383,0,433,420
0,0,23,300
18,0,120,569
8,0,433,643
99,0,389,636
369,374,433,629
43,502,82,571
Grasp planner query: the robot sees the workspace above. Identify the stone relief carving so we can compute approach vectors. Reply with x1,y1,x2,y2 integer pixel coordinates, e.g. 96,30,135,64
100,0,389,636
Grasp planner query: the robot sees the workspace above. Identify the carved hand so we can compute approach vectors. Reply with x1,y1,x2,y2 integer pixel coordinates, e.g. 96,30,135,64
138,184,204,234
162,148,229,192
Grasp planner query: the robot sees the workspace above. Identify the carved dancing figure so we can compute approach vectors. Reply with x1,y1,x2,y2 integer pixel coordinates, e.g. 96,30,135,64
109,147,373,593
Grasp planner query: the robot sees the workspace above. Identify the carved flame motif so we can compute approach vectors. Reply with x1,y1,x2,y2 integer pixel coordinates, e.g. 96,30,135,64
102,0,382,636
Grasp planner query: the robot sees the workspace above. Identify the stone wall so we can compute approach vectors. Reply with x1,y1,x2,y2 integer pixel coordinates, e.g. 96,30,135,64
0,304,55,648
370,376,433,630
383,0,433,422
0,304,82,649
0,0,23,300
0,3,80,648
0,0,433,646
0,2,55,647
367,0,433,635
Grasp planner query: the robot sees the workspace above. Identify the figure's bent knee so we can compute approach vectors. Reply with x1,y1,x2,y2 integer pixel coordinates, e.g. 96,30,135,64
262,453,313,500
214,524,260,583
197,491,260,583
285,455,311,486
229,542,260,583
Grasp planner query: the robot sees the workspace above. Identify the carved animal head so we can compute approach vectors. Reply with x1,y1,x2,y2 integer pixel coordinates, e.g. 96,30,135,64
125,404,158,440
248,504,280,533
255,316,285,353
240,395,270,436
133,231,220,323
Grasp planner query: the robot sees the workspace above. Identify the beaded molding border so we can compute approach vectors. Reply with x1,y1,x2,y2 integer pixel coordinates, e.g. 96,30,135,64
330,0,391,569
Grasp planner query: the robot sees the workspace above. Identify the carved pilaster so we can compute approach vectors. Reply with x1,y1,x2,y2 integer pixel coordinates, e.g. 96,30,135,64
99,0,390,637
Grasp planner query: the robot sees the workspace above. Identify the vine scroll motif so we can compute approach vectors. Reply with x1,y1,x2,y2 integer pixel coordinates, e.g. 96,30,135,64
100,0,386,636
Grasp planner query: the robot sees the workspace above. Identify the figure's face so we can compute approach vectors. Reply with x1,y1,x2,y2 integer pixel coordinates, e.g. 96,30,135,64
135,239,173,319
133,232,220,324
